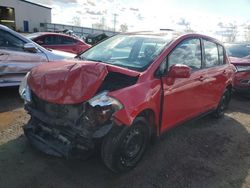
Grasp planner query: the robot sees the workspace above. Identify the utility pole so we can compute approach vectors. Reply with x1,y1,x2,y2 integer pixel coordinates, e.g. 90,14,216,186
113,13,118,32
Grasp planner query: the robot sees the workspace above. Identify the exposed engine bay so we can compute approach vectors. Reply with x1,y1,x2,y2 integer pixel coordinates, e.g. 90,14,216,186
23,71,138,158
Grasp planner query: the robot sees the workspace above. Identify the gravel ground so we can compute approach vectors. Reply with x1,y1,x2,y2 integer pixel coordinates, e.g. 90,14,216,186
0,87,249,188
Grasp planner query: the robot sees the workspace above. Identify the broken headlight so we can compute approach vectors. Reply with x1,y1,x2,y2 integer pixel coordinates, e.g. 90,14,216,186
88,92,123,124
19,72,31,103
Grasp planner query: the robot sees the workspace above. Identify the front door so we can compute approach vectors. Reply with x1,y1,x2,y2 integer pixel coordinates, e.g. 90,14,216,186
160,38,207,132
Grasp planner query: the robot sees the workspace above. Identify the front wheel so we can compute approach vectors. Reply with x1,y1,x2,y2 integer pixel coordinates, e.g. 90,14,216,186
101,117,150,173
213,89,231,118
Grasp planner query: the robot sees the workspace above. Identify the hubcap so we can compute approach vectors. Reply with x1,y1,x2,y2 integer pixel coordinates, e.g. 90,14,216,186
120,127,145,166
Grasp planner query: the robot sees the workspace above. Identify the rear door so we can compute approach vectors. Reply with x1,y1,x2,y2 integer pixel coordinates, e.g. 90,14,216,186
161,38,209,132
0,29,48,87
201,39,228,108
58,36,79,54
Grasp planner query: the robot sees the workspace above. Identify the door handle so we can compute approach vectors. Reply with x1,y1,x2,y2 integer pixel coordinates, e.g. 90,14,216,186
199,76,206,81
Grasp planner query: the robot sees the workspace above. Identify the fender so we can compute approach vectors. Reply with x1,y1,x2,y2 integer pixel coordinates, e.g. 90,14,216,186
109,79,162,128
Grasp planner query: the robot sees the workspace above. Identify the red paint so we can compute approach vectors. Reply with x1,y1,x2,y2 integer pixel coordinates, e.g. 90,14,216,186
28,33,235,135
229,57,250,91
28,61,108,104
111,34,234,133
168,64,192,78
32,33,91,54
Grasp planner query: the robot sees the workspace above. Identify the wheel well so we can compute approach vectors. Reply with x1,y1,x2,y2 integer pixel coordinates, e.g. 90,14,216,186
226,84,232,92
137,109,158,136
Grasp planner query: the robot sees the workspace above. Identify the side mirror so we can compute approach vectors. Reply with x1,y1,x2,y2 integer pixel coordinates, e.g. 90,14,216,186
23,43,38,53
168,64,191,78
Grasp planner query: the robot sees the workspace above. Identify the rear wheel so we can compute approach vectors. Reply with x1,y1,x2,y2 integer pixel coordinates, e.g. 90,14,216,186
101,117,150,173
214,89,231,118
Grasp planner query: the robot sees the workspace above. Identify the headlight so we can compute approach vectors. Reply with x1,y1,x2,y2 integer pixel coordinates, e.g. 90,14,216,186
88,91,123,111
19,72,31,102
87,92,123,125
235,65,250,72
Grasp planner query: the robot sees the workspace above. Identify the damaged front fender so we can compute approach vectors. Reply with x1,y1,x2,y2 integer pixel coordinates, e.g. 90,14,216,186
109,79,162,128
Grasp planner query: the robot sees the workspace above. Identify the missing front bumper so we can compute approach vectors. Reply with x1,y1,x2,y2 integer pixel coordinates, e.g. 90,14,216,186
23,116,113,159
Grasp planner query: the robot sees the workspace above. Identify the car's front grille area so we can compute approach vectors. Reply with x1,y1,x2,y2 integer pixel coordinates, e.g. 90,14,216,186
31,92,85,121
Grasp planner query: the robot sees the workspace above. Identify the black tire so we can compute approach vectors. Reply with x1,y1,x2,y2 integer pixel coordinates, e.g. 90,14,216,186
213,89,231,118
101,117,150,173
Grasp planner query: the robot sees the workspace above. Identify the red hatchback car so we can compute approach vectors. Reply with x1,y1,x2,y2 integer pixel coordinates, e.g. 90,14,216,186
226,43,250,94
27,32,91,55
20,32,235,172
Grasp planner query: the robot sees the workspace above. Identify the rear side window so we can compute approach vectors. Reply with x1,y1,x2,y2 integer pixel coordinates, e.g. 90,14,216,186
61,36,76,44
0,29,25,51
42,35,54,45
218,45,225,64
168,38,202,70
203,40,219,68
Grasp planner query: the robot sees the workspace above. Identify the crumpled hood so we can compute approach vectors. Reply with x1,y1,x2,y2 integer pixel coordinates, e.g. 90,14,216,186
28,61,108,104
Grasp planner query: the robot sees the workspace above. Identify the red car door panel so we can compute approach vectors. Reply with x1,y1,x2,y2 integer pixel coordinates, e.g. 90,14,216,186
160,38,208,132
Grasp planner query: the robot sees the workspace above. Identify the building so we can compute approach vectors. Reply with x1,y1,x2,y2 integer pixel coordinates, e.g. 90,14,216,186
0,0,51,32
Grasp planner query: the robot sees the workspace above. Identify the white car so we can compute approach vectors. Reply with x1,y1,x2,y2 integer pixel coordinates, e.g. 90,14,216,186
0,24,75,87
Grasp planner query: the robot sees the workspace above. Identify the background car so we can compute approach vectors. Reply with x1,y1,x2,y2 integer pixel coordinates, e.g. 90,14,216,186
85,33,108,45
27,32,91,55
0,24,74,87
225,43,250,94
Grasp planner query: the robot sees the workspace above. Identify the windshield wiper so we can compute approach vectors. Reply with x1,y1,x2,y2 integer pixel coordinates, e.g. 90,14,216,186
78,57,106,63
86,58,106,63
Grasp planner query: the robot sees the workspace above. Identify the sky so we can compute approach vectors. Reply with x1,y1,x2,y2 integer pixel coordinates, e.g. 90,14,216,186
28,0,250,35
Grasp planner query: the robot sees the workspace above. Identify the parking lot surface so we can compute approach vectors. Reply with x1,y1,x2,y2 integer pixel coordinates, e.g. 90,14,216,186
0,87,249,188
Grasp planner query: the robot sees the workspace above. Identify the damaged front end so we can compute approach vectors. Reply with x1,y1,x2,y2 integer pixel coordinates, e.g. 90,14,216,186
19,63,136,158
23,91,123,159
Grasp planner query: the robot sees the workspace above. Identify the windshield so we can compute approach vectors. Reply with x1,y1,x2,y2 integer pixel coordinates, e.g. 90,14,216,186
226,44,250,58
79,34,171,71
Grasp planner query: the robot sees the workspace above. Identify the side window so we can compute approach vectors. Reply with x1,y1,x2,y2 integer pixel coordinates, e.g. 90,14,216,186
61,36,76,44
43,35,54,45
0,30,25,51
54,36,63,44
218,45,225,64
203,40,219,67
168,38,202,70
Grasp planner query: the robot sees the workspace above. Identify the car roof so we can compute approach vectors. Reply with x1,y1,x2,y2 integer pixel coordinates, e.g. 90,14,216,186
120,31,223,45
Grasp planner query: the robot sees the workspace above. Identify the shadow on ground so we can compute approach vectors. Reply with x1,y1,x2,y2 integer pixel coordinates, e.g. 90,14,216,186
0,114,249,188
0,87,23,112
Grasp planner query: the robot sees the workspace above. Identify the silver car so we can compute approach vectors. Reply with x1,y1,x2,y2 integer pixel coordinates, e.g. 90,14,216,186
0,24,75,87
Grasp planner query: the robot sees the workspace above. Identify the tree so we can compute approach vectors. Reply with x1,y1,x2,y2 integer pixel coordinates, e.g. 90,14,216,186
217,22,238,42
177,18,191,32
72,16,81,26
244,25,250,41
120,24,128,32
